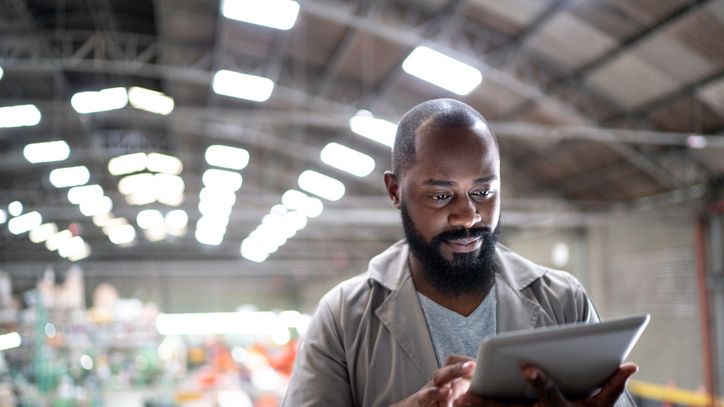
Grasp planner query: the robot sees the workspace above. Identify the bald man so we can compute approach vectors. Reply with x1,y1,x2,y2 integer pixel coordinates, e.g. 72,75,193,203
283,99,637,407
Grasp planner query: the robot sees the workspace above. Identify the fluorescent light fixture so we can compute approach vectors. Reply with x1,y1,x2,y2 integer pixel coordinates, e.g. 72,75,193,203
0,332,21,351
67,185,104,205
202,169,243,191
240,238,269,263
8,211,42,235
147,153,183,175
349,110,396,148
58,236,85,259
212,69,274,102
165,210,188,230
320,142,375,177
0,67,3,80
29,223,58,243
46,230,73,251
79,196,113,217
281,189,323,218
401,46,483,95
136,209,164,230
128,87,174,115
49,166,90,188
298,170,345,201
118,172,153,195
71,87,128,114
222,0,300,30
205,145,250,170
154,173,185,206
68,243,91,261
0,209,6,224
200,187,237,207
23,141,70,163
8,201,23,217
108,224,136,245
100,217,129,234
145,227,166,242
108,152,147,176
194,218,225,246
0,104,41,128
284,210,307,232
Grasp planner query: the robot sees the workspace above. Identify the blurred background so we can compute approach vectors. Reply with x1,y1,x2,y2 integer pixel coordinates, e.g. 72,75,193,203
0,0,723,405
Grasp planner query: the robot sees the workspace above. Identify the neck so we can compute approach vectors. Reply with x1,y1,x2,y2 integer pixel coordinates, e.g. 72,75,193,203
408,254,492,317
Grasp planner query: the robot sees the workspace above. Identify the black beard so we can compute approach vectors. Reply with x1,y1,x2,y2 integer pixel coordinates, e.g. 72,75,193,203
401,203,500,297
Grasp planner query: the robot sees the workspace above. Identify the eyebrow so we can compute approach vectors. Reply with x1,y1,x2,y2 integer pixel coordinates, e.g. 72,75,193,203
422,175,498,187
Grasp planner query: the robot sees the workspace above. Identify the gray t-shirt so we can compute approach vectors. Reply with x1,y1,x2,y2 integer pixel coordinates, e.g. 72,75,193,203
418,286,497,367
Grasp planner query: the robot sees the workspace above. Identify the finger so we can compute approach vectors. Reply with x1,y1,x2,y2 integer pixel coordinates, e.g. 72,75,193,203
421,385,451,403
444,354,475,366
595,363,639,405
449,377,471,400
433,361,476,387
522,365,568,407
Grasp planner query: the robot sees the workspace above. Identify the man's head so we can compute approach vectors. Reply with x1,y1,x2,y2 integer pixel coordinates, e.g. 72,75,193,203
384,99,501,296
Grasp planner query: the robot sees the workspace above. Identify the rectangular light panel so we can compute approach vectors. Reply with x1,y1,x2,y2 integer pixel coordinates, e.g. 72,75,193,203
402,46,483,96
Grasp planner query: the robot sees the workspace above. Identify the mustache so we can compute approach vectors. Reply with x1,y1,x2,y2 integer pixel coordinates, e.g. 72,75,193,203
432,227,491,246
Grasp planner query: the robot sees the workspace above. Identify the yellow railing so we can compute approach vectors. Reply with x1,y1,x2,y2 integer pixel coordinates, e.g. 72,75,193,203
629,380,724,407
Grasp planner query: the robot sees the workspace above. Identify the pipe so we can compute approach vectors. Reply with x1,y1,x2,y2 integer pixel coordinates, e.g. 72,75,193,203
695,217,716,405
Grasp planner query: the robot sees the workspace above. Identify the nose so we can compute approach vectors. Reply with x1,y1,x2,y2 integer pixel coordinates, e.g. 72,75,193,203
448,195,482,229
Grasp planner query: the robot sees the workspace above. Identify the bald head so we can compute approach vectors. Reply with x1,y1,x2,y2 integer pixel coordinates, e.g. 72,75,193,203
392,98,497,177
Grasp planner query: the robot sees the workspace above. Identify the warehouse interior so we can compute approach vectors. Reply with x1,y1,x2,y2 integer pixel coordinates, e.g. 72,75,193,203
1,0,723,405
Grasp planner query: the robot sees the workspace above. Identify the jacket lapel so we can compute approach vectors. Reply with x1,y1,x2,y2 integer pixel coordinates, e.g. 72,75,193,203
376,273,439,381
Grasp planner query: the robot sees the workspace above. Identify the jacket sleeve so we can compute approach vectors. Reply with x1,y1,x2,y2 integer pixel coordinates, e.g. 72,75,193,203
282,295,354,407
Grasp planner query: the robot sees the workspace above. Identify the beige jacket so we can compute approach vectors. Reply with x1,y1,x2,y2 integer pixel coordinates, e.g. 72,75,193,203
283,240,634,407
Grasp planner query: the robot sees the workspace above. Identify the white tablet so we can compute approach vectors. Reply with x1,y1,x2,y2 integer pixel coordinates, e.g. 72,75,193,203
469,314,650,402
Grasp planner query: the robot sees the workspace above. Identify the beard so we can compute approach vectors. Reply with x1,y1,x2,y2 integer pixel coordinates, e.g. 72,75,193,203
400,202,501,297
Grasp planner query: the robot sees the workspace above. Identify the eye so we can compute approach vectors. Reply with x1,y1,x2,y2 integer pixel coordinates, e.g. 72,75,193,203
430,193,452,202
471,189,494,200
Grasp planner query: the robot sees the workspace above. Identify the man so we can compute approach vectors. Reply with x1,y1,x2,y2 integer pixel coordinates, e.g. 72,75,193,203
283,99,637,406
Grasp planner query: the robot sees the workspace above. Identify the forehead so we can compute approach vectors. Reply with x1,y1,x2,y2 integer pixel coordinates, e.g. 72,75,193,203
407,122,499,182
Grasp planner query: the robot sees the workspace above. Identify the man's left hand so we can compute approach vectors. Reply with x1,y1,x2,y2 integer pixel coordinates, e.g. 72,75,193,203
452,362,638,407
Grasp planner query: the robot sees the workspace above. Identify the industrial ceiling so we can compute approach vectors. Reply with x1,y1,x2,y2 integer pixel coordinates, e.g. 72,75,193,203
1,0,723,285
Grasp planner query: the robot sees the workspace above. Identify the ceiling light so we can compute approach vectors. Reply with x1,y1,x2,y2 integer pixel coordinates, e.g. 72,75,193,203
79,196,113,217
165,210,188,230
320,142,375,177
58,236,85,259
202,169,243,191
145,227,166,242
68,185,104,205
118,173,153,195
137,209,164,229
221,0,300,30
8,201,23,217
0,104,41,128
281,189,323,218
0,209,6,224
298,170,345,201
0,67,3,80
154,174,185,206
108,152,147,176
349,110,396,148
46,230,73,251
29,223,58,243
205,145,250,170
49,166,90,188
284,210,307,232
70,87,128,114
402,46,482,95
147,153,183,175
200,187,237,207
100,217,129,234
195,220,225,246
23,141,70,163
68,243,91,261
8,211,42,235
0,332,21,351
212,69,274,102
128,87,174,115
108,224,136,245
240,238,269,263
92,213,113,227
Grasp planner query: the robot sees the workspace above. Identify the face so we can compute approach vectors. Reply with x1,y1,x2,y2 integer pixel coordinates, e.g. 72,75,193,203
385,122,501,295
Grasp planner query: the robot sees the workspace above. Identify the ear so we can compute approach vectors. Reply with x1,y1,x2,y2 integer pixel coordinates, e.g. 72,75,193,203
383,171,402,209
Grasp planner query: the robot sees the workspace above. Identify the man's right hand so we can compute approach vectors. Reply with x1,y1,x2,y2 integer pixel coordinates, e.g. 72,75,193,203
392,355,477,407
